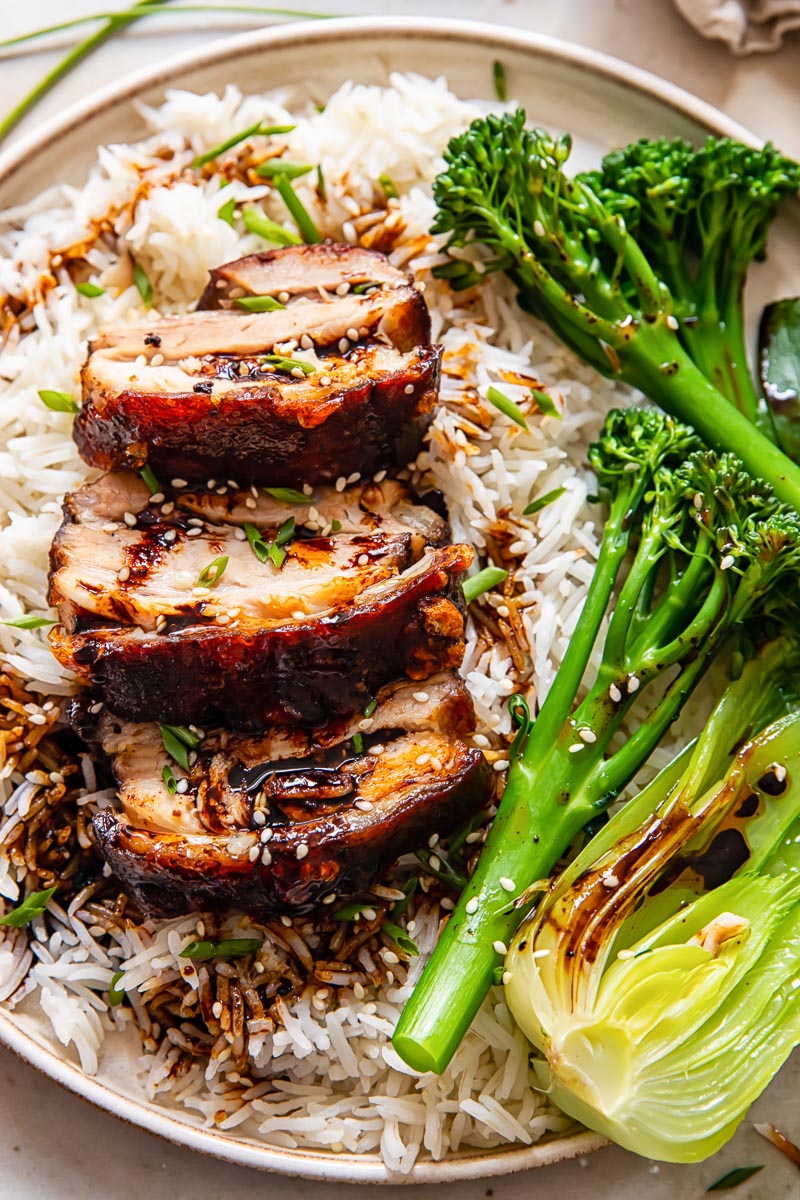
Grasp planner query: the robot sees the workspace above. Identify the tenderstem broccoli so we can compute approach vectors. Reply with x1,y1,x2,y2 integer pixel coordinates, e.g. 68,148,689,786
504,638,800,1162
428,112,800,507
393,408,800,1073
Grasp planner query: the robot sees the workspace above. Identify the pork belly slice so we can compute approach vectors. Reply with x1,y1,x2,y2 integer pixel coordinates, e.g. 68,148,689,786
75,337,440,485
83,672,477,836
199,244,409,310
92,727,491,919
49,474,471,727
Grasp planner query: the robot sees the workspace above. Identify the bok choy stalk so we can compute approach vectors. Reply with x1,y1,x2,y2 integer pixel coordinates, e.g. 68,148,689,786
393,407,800,1074
504,640,800,1162
429,112,800,509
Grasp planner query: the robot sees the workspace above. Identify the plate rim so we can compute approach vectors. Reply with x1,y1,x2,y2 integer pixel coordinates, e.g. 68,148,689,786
0,14,763,1185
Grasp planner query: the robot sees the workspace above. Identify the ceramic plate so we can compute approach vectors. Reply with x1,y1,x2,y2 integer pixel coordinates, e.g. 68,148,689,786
0,16,797,1184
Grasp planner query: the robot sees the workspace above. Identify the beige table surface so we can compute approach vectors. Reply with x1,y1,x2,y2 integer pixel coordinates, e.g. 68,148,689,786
1,3,799,1197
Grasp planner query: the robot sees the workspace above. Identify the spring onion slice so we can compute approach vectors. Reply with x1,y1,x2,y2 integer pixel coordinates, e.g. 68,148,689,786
486,386,528,431
462,566,508,604
0,886,57,927
275,175,320,243
38,389,78,413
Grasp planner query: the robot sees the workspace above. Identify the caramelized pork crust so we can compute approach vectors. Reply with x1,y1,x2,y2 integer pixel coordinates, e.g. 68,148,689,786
198,244,410,310
92,728,491,918
49,473,471,727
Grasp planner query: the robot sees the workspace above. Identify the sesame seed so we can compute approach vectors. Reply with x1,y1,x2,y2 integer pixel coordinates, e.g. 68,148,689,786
116,566,130,582
492,940,508,956
245,497,257,509
473,733,489,748
151,352,165,366
346,327,359,342
176,778,189,794
278,291,290,304
149,492,165,504
601,872,620,888
465,897,479,915
440,897,455,911
302,483,313,495
354,799,374,812
533,219,546,238
466,830,484,844
280,915,292,928
163,529,177,543
428,833,440,848
253,809,266,826
357,553,370,565
578,728,597,743
358,717,374,731
370,743,384,755
171,478,187,488
627,675,640,693
373,470,387,483
493,759,509,772
429,854,441,871
212,1001,223,1019
193,586,211,597
260,828,273,842
666,314,679,330
123,511,137,527
693,492,703,510
296,843,309,860
569,743,584,753
338,338,350,354
335,281,350,296
352,980,365,999
89,702,104,715
322,893,338,905
102,522,119,533
335,476,346,492
720,554,735,570
362,907,377,922
319,375,332,386
29,714,46,726
531,948,550,960
292,610,305,620
499,877,516,893
413,691,429,703
161,501,175,515
248,844,260,862
617,948,635,960
261,848,272,866
290,366,305,379
404,384,414,395
416,754,430,766
347,472,360,484
234,528,247,540
502,970,512,985
609,683,622,703
300,334,313,350
254,961,265,974
383,949,400,965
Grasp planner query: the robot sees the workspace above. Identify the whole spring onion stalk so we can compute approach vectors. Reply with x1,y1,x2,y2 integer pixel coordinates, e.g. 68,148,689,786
504,640,800,1162
427,112,800,509
393,407,800,1073
582,137,800,435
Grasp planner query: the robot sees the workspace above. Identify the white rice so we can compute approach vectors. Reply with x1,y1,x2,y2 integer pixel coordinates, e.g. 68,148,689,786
0,73,635,1171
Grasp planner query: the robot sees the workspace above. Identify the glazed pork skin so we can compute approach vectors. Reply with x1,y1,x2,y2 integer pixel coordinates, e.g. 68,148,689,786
92,729,491,918
49,473,471,728
74,273,437,485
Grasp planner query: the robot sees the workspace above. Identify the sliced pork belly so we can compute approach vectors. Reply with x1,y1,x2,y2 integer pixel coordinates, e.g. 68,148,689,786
92,725,491,919
49,473,471,728
199,244,409,309
75,339,440,486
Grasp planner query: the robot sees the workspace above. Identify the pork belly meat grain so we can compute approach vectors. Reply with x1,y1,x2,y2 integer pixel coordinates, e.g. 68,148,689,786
48,473,472,727
92,725,491,919
198,244,410,309
74,278,437,485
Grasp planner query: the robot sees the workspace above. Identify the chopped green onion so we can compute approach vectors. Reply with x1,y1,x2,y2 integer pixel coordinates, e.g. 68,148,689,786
415,848,467,890
268,543,287,569
0,886,57,927
242,206,302,246
243,523,270,564
191,120,295,169
706,1166,764,1191
508,693,532,759
2,614,56,629
275,175,321,244
316,164,327,201
180,937,263,961
108,970,126,1006
390,877,418,922
217,197,237,227
38,389,78,414
492,965,505,986
330,519,342,533
255,159,313,180
523,486,566,516
382,920,419,957
462,566,509,605
76,281,105,298
486,385,528,431
531,388,560,418
275,516,296,545
139,464,160,494
363,698,378,718
197,555,228,587
352,282,377,295
351,732,364,755
133,261,153,309
159,723,200,771
492,60,508,102
261,354,315,376
162,763,178,794
334,901,378,922
264,486,308,504
378,172,398,200
234,295,286,312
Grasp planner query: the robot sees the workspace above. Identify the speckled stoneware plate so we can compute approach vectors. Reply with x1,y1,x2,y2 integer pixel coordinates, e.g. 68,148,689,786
0,16,798,1186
